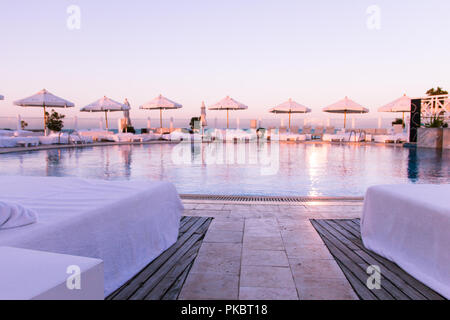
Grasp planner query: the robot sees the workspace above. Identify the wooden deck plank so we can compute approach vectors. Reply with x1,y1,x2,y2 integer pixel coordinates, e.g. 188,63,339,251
336,220,361,239
335,261,378,300
107,216,212,300
161,260,194,300
145,240,204,300
323,220,429,300
341,221,443,300
311,219,446,300
179,216,200,233
311,221,395,300
333,220,444,300
129,233,204,300
313,220,365,263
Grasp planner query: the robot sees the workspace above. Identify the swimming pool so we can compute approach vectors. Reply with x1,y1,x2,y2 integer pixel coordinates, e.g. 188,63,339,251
0,143,448,196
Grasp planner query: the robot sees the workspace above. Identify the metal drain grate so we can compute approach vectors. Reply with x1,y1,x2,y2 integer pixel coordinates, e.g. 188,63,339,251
179,194,364,202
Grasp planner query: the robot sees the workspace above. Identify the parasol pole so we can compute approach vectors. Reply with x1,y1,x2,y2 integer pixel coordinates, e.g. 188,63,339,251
344,111,347,129
289,111,291,130
43,105,47,136
227,109,229,129
105,110,109,130
160,108,163,129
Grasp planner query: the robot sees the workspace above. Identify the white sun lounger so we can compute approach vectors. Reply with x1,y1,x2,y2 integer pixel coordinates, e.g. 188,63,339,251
0,136,40,148
0,176,183,296
373,133,408,143
278,133,307,141
361,184,450,299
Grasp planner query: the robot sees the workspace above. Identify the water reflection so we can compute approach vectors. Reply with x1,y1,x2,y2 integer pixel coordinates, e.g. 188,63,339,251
120,145,132,178
407,147,419,182
0,143,448,196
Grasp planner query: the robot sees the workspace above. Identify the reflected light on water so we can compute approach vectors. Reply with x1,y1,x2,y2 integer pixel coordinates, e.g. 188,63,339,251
0,143,448,196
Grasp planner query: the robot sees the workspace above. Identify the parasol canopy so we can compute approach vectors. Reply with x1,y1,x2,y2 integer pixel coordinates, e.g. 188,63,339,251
139,94,182,129
323,96,369,128
378,94,411,123
14,89,75,135
208,96,248,129
269,98,311,130
81,96,130,130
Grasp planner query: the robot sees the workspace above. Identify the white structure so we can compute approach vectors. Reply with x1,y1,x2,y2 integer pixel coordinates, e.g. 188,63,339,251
0,246,104,300
123,98,132,127
16,114,22,131
14,89,75,135
209,96,248,129
81,96,130,130
323,96,369,128
421,94,450,121
140,94,182,129
147,117,151,131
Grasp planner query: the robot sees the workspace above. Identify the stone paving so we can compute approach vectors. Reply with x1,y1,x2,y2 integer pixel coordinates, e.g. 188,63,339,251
179,200,362,300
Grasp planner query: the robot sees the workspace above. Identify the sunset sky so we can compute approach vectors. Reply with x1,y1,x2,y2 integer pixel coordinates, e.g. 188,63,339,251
1,0,449,123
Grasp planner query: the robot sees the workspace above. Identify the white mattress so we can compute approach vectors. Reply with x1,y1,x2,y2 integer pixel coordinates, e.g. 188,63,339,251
361,184,450,299
0,176,183,296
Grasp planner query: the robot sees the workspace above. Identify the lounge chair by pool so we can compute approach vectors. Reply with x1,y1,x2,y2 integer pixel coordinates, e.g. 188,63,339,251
312,126,324,139
0,136,39,148
361,184,450,299
0,176,183,297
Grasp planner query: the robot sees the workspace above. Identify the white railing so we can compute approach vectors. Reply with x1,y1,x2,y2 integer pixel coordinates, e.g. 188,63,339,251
420,94,449,120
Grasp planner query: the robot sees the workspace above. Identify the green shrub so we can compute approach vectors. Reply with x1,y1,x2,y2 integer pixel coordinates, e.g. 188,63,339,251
45,109,65,132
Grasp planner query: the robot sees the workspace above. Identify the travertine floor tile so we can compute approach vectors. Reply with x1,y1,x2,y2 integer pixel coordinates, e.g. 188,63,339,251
179,273,239,300
209,218,244,232
284,244,333,259
239,286,298,300
242,249,289,267
191,242,242,274
204,230,243,243
243,235,284,250
296,278,358,300
240,265,296,289
289,258,346,280
195,203,225,210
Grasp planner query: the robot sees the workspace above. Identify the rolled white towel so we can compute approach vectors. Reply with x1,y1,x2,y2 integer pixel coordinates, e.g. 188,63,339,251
0,201,38,229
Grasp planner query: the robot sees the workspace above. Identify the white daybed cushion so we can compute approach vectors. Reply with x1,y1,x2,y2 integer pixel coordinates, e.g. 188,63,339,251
361,184,450,299
14,130,41,137
0,176,183,296
15,137,40,146
322,133,346,142
0,201,37,229
374,135,396,143
0,130,14,137
0,137,18,148
170,132,191,141
38,136,59,145
139,133,160,142
81,136,94,143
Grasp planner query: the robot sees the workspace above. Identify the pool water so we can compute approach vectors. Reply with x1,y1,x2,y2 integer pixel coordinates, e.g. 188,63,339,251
0,143,448,196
